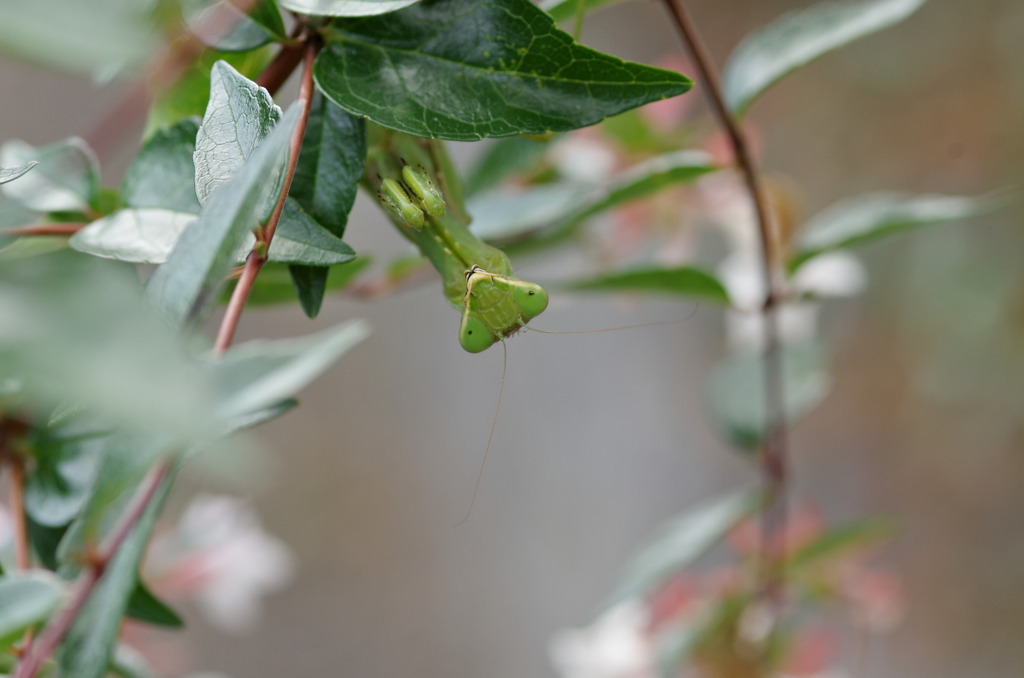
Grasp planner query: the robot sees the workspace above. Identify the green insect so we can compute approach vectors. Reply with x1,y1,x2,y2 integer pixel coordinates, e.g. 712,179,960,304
365,126,548,353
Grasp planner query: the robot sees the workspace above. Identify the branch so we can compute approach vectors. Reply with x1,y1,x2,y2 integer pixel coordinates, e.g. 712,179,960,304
8,458,30,571
13,460,173,678
213,40,317,355
2,224,86,237
661,0,789,605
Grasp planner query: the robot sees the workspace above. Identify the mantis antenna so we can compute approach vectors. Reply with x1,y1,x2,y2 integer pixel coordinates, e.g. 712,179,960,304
523,306,701,335
453,338,508,527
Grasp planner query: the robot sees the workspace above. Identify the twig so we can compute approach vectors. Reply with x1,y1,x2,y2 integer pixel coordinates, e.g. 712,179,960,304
256,30,308,96
661,0,789,605
213,40,317,355
13,461,173,678
8,458,30,571
2,224,86,237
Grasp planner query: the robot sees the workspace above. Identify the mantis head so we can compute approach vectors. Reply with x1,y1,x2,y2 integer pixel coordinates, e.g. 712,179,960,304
458,270,549,353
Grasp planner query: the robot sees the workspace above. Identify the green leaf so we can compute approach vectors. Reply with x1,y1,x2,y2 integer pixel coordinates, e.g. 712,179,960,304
184,0,287,52
0,137,100,212
568,266,730,304
540,0,625,24
27,519,67,571
58,467,177,678
226,397,299,431
279,0,422,16
789,520,893,570
121,118,202,214
791,192,1000,269
289,265,329,317
147,104,302,326
109,645,160,678
605,492,758,608
722,0,927,116
227,257,370,309
0,161,38,186
144,49,273,138
469,183,594,242
578,150,716,219
271,199,357,265
70,209,198,264
314,0,692,140
71,204,355,267
289,92,366,238
0,253,214,439
24,427,104,528
709,343,830,450
0,573,65,651
469,150,715,243
207,320,370,420
465,136,550,196
125,580,184,628
56,436,174,565
194,60,282,205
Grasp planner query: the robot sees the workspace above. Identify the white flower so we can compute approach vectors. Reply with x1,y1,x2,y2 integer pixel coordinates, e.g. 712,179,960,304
151,494,296,634
550,601,655,678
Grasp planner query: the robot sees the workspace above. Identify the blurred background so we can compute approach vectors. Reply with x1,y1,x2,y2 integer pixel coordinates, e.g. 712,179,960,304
1,0,1022,676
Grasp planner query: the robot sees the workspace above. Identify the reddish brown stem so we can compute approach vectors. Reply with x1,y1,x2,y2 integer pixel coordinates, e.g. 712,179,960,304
213,41,317,355
2,223,86,237
661,0,789,606
257,40,307,96
13,461,173,678
8,459,30,571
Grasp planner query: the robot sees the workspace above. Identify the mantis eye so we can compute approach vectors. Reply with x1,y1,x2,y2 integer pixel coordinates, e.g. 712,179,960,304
379,178,425,229
459,314,498,353
514,282,548,320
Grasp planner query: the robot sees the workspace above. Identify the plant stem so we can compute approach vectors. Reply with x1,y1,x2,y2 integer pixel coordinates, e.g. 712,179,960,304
2,224,86,237
257,39,307,96
13,461,173,678
213,41,316,355
8,458,30,571
661,0,789,606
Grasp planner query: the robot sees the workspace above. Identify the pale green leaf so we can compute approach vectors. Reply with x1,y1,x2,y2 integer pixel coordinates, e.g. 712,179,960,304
70,209,197,264
193,60,282,205
792,192,1001,269
0,137,100,212
147,104,302,326
58,465,177,678
540,0,624,24
709,343,830,450
279,0,422,16
0,573,65,650
207,320,370,420
723,0,927,116
469,150,715,242
0,161,38,186
606,491,758,608
568,266,730,304
184,0,287,52
0,0,156,78
71,203,355,267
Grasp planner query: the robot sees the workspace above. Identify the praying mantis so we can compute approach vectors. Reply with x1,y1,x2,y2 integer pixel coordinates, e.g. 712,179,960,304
363,125,548,353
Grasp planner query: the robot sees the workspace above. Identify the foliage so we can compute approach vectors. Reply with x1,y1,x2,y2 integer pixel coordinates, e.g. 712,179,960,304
0,0,1001,676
